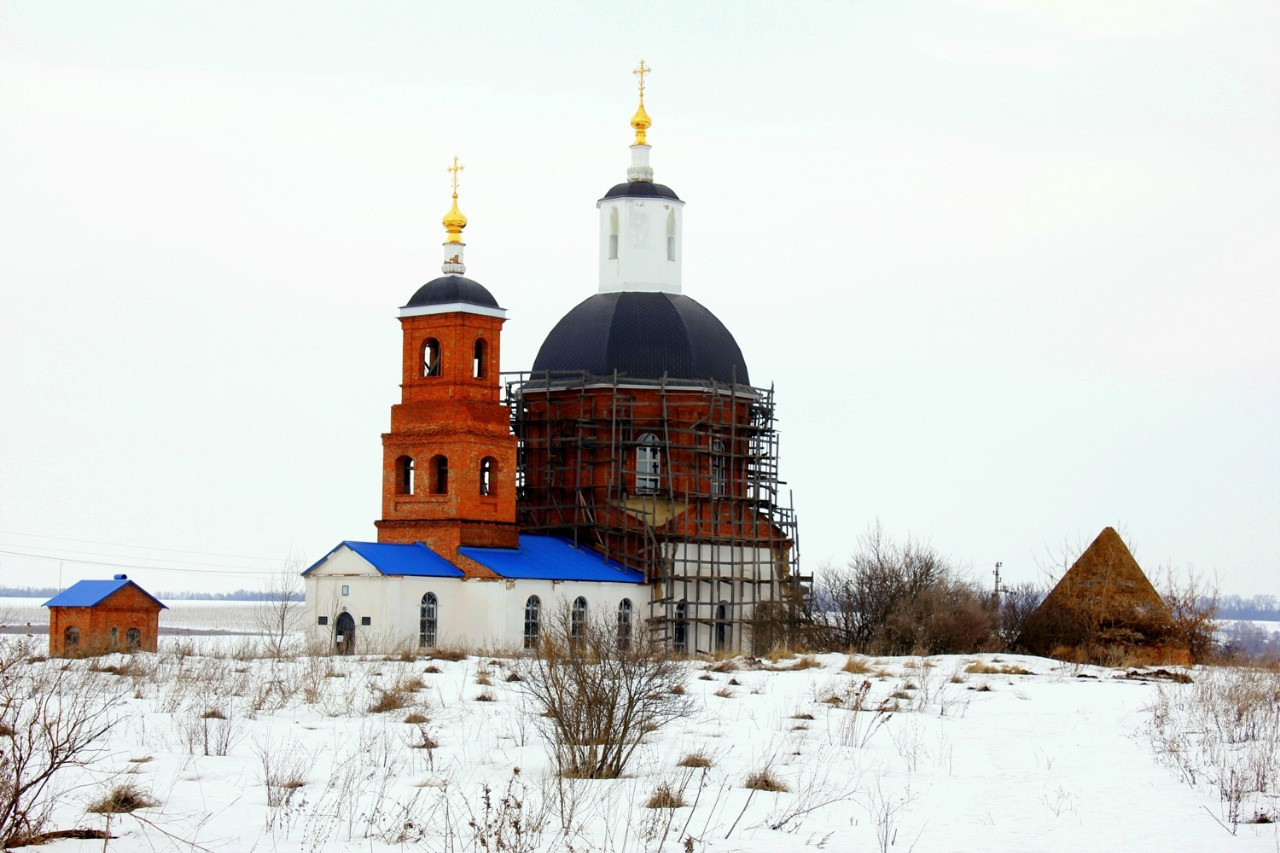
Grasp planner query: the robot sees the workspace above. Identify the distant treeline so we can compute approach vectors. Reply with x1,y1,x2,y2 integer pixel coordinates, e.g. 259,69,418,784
1216,594,1280,621
0,586,302,602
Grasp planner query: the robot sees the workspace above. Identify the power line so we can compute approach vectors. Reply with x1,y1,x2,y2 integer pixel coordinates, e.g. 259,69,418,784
0,529,286,564
0,548,289,577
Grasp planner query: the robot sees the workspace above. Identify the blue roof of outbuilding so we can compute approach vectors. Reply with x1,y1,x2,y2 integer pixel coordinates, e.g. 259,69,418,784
302,541,465,578
461,535,645,583
43,578,167,609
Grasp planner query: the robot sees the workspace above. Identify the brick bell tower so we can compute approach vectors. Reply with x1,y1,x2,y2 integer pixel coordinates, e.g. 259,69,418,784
375,158,519,559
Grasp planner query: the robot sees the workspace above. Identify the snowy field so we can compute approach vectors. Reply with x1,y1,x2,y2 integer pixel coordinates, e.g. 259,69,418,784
0,597,289,636
2,631,1277,853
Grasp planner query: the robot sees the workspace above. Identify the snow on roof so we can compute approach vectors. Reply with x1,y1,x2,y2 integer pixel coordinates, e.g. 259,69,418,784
460,535,645,583
43,576,167,609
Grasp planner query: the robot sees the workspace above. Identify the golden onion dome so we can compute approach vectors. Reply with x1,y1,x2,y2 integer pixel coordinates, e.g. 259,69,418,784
631,102,652,146
442,193,467,244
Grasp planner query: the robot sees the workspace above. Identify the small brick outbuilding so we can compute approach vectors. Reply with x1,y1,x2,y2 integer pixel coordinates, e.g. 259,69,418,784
43,574,166,655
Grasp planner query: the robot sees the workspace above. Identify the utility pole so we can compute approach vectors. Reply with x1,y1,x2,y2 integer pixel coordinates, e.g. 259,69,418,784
993,561,1003,605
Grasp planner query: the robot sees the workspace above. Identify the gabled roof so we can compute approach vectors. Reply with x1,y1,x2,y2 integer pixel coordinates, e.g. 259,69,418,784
302,541,465,578
303,536,643,584
460,535,645,583
43,577,167,610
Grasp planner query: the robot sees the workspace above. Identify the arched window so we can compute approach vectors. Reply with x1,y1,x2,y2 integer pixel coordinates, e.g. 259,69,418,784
396,455,415,496
715,601,729,652
636,433,660,494
617,598,633,651
673,600,687,654
64,626,79,648
422,338,441,377
571,596,588,642
126,627,142,648
480,457,495,496
523,595,542,649
419,592,438,648
608,208,619,260
473,338,487,379
710,439,726,496
109,626,118,648
667,210,676,261
430,455,449,494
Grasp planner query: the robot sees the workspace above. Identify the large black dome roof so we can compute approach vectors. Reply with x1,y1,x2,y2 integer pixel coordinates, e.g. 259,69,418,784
404,275,499,309
600,180,680,201
532,292,749,385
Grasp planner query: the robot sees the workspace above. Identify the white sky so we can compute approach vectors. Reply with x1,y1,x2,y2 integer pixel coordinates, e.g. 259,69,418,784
1,1,1276,596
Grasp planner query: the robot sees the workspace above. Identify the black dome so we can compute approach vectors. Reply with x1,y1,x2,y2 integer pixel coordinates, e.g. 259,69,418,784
533,292,749,385
600,181,681,201
404,275,499,309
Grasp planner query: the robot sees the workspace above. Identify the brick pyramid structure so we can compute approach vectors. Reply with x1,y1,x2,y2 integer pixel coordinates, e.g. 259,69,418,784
1018,526,1180,660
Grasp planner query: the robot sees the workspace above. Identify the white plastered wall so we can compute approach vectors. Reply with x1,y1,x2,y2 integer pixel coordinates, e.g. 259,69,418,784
303,547,647,652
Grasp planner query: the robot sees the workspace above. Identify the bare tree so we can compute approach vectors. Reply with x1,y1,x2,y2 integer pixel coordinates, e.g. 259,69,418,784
0,640,120,845
255,560,304,658
515,608,692,779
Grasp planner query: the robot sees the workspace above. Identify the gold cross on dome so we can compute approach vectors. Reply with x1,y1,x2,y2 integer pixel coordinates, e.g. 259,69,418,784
633,60,651,101
448,156,464,195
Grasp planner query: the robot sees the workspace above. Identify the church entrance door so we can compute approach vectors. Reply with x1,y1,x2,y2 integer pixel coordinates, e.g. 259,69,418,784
334,612,356,655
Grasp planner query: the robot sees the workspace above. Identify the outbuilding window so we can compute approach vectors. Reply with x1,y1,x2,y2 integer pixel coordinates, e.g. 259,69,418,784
64,626,79,647
126,627,141,648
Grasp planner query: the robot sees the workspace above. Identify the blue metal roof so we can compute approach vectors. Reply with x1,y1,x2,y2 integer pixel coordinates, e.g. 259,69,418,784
460,535,645,583
43,578,167,609
302,541,465,578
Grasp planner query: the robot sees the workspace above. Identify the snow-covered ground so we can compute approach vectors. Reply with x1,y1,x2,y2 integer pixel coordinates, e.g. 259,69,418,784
3,626,1278,853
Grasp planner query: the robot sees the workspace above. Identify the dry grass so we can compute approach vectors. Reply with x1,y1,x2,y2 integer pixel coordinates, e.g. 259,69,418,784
368,689,411,714
744,767,789,792
712,687,733,698
403,712,429,724
677,750,713,768
842,655,874,674
645,783,686,808
965,661,1031,675
430,647,468,662
473,690,495,702
88,783,155,814
782,655,823,672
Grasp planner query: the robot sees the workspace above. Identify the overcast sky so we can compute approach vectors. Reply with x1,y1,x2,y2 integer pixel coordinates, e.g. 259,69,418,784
1,1,1276,597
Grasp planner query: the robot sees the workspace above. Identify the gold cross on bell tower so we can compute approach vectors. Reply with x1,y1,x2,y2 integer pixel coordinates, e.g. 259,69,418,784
630,60,653,145
442,156,467,244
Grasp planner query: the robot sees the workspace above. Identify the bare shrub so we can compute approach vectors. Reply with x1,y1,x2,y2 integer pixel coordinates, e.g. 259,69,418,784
0,644,120,845
818,522,995,655
1159,566,1218,664
996,582,1044,650
87,783,154,814
515,609,692,779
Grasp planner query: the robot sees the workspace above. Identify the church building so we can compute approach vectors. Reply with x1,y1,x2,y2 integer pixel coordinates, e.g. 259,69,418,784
303,65,801,654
